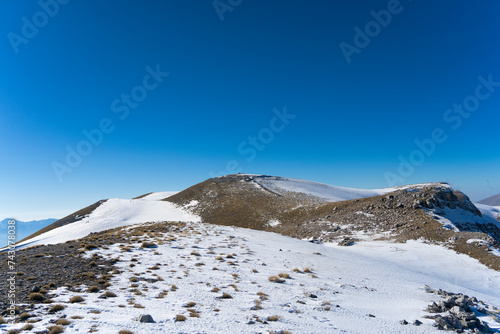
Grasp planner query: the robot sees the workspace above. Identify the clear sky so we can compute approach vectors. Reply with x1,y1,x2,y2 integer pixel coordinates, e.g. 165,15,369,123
1,0,499,220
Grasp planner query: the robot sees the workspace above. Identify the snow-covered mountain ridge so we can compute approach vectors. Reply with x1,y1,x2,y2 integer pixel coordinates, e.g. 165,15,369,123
1,174,500,333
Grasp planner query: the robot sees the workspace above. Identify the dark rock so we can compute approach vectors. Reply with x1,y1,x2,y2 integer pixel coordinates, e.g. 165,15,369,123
426,302,442,313
32,286,41,293
413,320,422,326
138,314,155,323
338,238,354,246
434,314,463,331
476,320,492,333
400,319,408,325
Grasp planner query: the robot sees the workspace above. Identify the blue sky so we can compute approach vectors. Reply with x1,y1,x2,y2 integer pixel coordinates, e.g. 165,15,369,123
1,0,499,220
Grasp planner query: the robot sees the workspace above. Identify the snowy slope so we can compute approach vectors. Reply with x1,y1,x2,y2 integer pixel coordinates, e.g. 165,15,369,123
4,222,499,333
139,191,179,201
476,203,500,221
253,175,441,202
13,193,199,250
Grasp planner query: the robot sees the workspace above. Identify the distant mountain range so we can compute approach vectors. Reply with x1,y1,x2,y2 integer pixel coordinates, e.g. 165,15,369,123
0,218,57,247
478,194,500,206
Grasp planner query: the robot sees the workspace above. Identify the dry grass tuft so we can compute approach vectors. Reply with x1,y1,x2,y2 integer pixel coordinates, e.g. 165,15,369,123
175,314,187,322
29,292,44,301
49,304,66,313
278,272,291,279
102,291,117,298
267,315,281,322
83,244,98,250
218,292,233,299
268,275,285,283
141,241,157,248
183,302,196,308
47,325,65,334
19,312,31,320
257,291,269,300
88,286,100,293
55,318,72,326
69,295,85,303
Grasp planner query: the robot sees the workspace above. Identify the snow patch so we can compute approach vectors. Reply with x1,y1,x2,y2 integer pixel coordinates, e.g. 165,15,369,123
267,219,281,227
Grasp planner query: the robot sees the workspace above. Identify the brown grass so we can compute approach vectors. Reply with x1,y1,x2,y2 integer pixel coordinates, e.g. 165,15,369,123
88,286,100,293
19,312,31,320
69,295,85,303
47,325,65,334
175,314,187,322
268,275,285,283
218,292,232,299
49,304,66,313
102,291,117,298
29,292,44,301
141,241,157,248
278,272,290,279
55,319,72,326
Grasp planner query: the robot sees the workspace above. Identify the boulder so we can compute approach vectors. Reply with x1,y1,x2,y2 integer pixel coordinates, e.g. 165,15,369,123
138,314,155,323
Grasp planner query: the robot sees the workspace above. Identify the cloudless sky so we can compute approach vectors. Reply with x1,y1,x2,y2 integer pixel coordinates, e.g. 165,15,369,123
1,0,499,220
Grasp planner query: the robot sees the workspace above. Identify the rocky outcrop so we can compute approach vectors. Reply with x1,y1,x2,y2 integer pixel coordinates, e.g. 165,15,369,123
425,286,494,333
